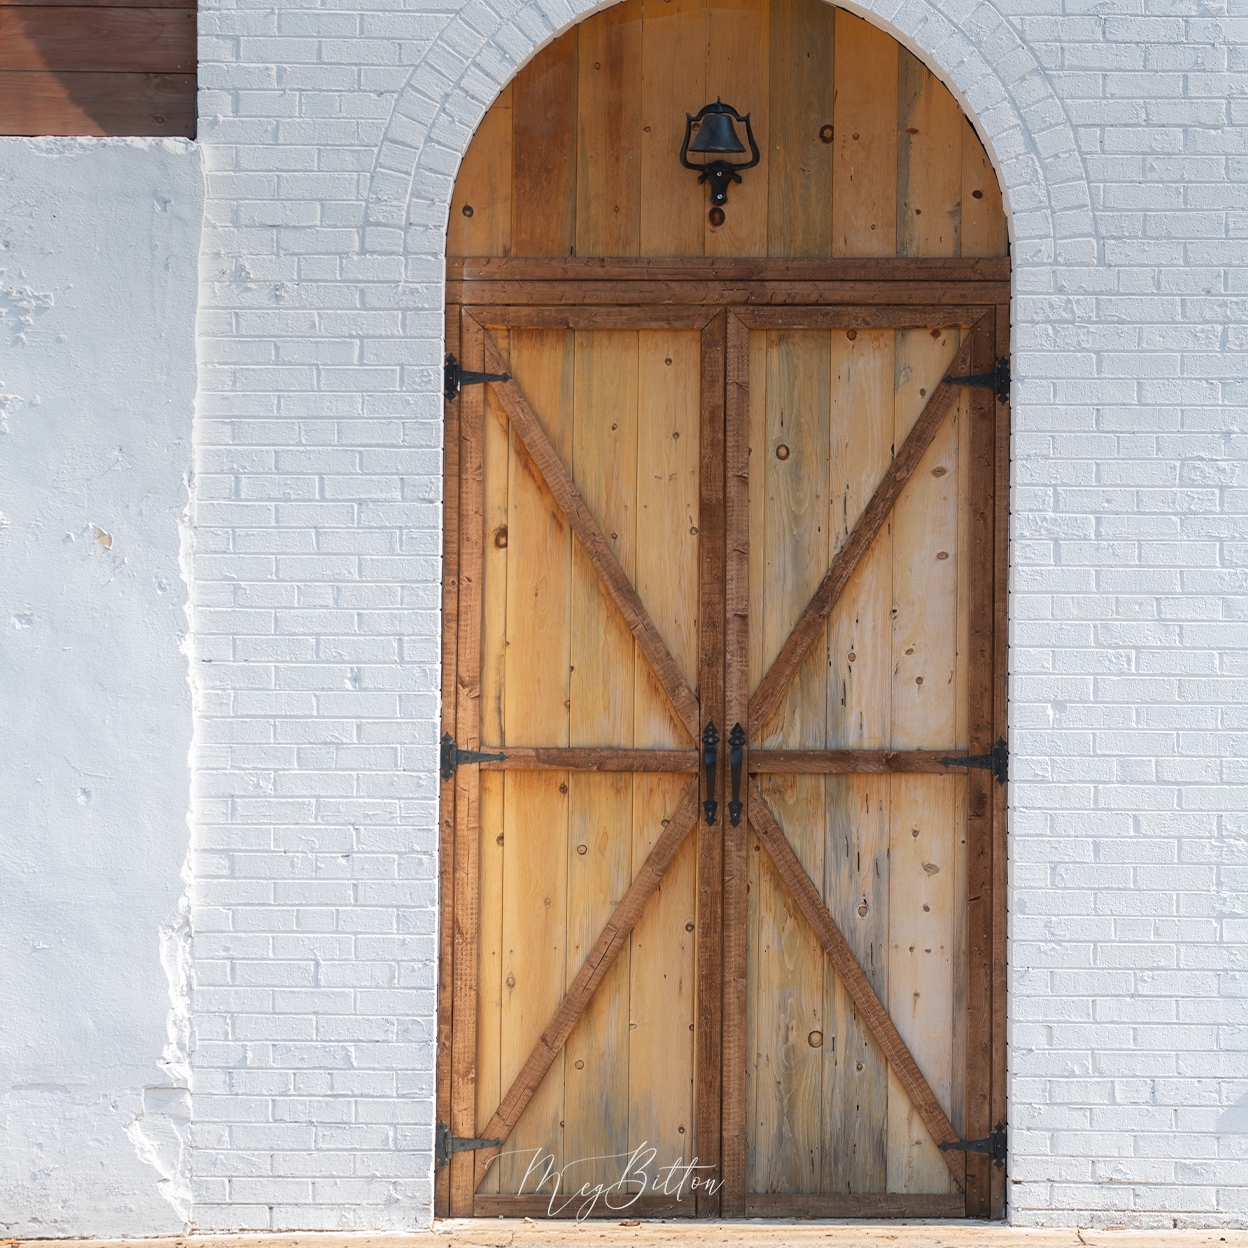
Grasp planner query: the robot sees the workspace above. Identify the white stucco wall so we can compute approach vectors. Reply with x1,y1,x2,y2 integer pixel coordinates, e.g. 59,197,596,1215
0,137,203,1237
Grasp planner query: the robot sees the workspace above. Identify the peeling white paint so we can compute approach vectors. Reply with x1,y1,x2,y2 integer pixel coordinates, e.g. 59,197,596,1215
0,136,203,1237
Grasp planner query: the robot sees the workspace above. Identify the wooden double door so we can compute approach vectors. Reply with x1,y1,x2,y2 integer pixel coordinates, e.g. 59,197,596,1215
438,270,1008,1220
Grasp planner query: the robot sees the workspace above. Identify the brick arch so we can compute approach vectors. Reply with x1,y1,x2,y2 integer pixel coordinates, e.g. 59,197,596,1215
361,0,1091,275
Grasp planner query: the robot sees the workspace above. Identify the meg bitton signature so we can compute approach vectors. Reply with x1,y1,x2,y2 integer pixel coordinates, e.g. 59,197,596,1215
483,1142,724,1220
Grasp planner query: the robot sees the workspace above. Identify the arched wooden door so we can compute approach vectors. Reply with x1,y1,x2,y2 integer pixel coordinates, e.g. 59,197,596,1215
437,0,1009,1221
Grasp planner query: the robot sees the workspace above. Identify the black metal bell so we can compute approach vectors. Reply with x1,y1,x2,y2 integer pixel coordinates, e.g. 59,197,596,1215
688,108,747,155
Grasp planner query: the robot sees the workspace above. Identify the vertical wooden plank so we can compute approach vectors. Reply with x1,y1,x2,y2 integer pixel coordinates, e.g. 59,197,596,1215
475,328,513,1194
696,310,727,1215
640,0,706,258
831,11,897,258
752,330,830,1194
562,330,640,1189
961,119,1008,258
990,304,1010,1221
435,311,462,1219
885,325,962,1194
823,327,893,1194
511,29,578,257
721,312,751,1216
705,0,769,257
576,2,644,258
497,328,575,1194
885,775,957,1194
448,85,513,258
951,350,972,1150
450,313,486,1215
767,0,834,258
959,310,999,1220
630,328,702,1190
897,50,963,258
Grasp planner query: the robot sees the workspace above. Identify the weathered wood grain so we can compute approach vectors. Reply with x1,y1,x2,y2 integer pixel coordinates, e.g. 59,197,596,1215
450,317,488,1215
767,0,834,258
748,781,966,1190
747,335,973,741
695,312,727,1215
493,328,576,1196
576,2,643,257
823,326,893,1194
482,747,698,772
511,28,578,256
479,326,703,740
449,257,1012,282
630,327,702,1195
448,85,512,258
473,781,701,1177
832,10,898,257
0,8,194,71
0,69,194,136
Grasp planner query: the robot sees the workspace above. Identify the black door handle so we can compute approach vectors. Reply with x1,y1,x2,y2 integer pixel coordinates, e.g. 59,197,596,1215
702,720,719,825
728,722,745,826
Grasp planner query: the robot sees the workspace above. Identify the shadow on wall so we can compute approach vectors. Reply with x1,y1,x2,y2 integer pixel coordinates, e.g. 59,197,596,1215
4,5,195,138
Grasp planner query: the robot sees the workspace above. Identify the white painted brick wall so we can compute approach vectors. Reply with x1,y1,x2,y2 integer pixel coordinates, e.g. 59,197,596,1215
190,0,1248,1230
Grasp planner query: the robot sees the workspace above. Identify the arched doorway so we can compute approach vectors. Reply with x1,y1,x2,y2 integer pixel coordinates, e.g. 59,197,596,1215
437,0,1009,1221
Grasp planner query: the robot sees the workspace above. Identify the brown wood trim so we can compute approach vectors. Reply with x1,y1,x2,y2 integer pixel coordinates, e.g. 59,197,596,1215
749,749,968,774
472,781,702,1183
748,781,967,1192
467,305,719,329
478,324,703,742
449,313,487,1216
449,256,1011,282
743,1193,967,1218
990,303,1011,1221
0,70,195,138
719,311,751,1218
473,1194,698,1218
434,312,462,1221
1,0,195,7
0,9,195,72
733,305,987,329
747,335,974,741
448,281,1010,309
963,311,998,1219
481,747,697,772
695,311,726,1218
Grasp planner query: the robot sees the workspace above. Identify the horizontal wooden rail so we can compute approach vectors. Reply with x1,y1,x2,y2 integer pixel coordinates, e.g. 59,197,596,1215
480,747,698,772
449,281,1009,309
749,749,967,774
449,256,1011,283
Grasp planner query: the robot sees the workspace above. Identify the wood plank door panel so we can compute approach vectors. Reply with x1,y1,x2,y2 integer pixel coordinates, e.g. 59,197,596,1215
461,315,712,1211
441,0,1010,1220
726,314,993,1210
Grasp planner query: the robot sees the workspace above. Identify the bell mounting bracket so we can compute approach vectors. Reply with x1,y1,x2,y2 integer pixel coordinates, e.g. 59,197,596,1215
680,100,761,208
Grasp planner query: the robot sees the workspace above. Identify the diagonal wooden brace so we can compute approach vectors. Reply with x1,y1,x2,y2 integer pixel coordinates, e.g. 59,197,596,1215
471,779,701,1188
747,780,966,1191
747,335,974,741
477,323,703,742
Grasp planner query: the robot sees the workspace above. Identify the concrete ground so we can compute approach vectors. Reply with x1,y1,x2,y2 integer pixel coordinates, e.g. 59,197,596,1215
17,1225,1248,1248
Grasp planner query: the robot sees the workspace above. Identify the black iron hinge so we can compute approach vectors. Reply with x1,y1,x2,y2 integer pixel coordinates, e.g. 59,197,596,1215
440,732,507,780
939,1120,1007,1170
444,353,511,404
435,1120,503,1169
944,356,1011,406
941,734,1008,786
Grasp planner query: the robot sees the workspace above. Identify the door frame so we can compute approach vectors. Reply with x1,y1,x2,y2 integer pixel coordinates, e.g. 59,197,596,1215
436,257,1011,1220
